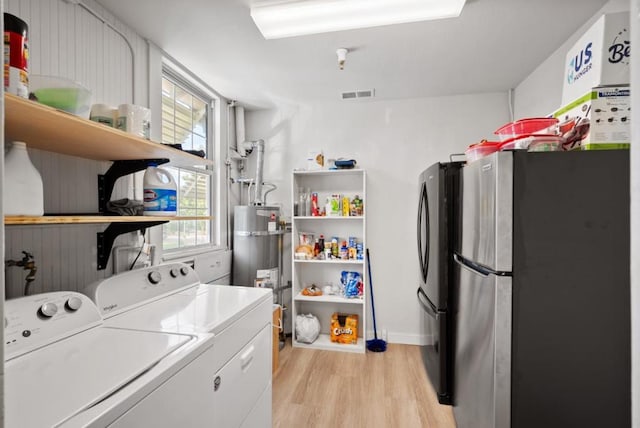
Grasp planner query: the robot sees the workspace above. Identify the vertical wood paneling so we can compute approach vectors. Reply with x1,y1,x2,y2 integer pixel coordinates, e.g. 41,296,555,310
4,0,150,297
4,224,116,298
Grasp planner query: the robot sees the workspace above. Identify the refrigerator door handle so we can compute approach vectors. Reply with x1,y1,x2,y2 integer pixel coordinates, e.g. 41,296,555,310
453,253,490,277
454,253,511,277
417,287,439,320
417,182,429,282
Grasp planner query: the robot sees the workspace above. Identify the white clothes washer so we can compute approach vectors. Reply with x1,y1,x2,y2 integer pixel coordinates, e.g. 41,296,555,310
84,263,273,428
4,291,216,428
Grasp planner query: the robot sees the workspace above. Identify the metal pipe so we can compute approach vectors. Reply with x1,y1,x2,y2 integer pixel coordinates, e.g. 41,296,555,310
247,180,254,204
253,139,265,206
64,0,136,102
226,100,236,250
262,183,277,205
5,251,37,296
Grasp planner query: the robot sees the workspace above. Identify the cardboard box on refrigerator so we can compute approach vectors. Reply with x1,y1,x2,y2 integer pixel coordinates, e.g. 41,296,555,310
561,11,630,106
553,85,630,150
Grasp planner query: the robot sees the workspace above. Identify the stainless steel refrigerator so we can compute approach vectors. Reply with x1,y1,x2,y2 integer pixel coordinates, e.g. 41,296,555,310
453,150,630,428
416,161,463,405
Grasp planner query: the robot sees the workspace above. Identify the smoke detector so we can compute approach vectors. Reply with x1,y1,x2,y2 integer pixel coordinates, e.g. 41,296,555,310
340,89,375,100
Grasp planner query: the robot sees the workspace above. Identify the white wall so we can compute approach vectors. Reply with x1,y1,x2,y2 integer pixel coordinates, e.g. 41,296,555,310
4,0,146,297
245,93,510,343
514,0,630,117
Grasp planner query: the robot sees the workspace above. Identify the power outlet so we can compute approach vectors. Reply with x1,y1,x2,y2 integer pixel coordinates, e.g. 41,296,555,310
381,328,388,342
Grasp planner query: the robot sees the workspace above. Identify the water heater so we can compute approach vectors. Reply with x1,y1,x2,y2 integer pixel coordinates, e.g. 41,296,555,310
233,205,281,292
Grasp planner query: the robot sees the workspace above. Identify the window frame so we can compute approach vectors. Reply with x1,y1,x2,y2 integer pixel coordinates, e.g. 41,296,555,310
160,64,220,258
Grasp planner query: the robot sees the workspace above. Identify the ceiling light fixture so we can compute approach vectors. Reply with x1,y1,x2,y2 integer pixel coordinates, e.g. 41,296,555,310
250,0,467,39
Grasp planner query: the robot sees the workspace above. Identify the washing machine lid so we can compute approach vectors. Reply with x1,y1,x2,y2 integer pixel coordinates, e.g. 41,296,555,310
104,284,271,335
5,326,192,428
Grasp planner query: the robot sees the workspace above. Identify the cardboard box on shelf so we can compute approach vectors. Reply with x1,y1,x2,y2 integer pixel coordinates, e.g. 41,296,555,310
306,149,324,170
562,11,630,106
553,85,630,151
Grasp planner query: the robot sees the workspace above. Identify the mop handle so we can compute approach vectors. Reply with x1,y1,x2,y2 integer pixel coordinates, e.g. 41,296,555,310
366,248,379,340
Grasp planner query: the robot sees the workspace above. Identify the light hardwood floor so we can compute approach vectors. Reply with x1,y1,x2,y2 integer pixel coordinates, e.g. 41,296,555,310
272,340,456,428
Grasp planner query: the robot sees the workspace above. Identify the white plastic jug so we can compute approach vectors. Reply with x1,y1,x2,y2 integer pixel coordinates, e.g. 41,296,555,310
4,141,44,216
143,165,177,216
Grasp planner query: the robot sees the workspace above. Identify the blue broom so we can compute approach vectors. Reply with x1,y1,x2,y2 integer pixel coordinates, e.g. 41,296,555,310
366,248,387,352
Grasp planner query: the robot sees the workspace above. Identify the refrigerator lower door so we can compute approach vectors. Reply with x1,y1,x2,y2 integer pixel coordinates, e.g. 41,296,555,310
453,255,511,428
417,287,451,404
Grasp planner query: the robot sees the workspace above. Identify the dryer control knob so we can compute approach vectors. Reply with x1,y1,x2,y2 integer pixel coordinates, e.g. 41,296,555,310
180,266,190,276
39,302,58,318
170,268,179,278
65,297,83,311
148,271,162,284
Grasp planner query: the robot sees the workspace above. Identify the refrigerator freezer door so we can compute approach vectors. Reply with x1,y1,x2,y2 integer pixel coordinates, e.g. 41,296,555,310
460,152,513,272
453,254,511,428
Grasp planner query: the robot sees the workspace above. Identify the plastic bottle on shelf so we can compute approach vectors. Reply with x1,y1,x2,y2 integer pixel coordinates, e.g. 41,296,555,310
3,141,44,216
143,164,177,216
311,192,319,216
304,187,311,216
313,239,321,259
317,235,325,260
297,187,306,217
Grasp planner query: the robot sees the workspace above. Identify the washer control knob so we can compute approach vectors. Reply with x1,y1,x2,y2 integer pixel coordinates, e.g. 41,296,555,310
65,297,83,311
180,266,190,276
170,268,179,278
39,302,58,318
148,271,162,284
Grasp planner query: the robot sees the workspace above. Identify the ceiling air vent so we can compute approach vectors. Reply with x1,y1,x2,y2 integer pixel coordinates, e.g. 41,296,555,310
341,89,375,100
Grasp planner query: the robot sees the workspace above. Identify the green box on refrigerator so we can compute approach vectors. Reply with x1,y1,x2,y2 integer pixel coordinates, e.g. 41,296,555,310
553,85,630,150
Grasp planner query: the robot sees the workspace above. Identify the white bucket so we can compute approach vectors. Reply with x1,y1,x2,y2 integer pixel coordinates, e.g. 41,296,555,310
143,166,177,216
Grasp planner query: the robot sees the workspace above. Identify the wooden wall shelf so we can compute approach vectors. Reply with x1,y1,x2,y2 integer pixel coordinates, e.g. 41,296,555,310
4,94,213,168
4,215,212,225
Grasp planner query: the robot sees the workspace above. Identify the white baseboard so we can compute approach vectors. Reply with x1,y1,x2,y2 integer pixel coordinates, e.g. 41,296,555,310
366,331,434,346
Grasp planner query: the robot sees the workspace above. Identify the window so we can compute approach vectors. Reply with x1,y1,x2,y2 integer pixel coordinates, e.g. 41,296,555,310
161,72,215,252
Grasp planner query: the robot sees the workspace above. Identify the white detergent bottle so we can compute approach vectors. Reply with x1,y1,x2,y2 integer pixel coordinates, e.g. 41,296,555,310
4,141,44,216
143,164,177,216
